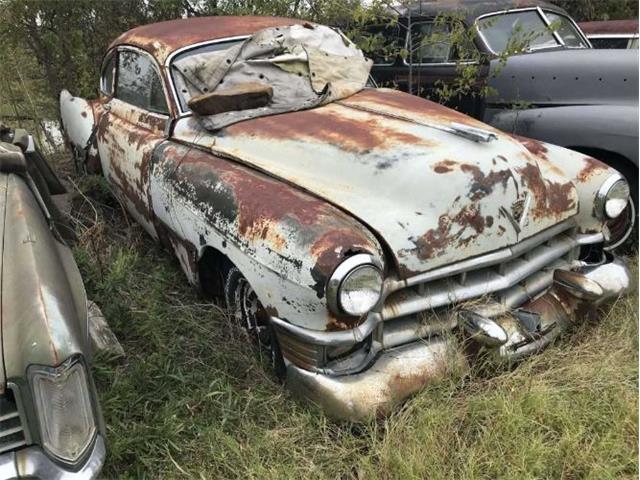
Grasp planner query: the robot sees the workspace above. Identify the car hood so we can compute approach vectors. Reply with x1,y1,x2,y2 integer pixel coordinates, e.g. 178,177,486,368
0,172,87,389
174,88,578,277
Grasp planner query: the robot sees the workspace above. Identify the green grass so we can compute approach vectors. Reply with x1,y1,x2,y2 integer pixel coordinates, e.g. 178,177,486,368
67,174,638,479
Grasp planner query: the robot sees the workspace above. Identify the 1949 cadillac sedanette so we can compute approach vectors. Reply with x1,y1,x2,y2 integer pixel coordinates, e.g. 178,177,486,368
61,16,633,420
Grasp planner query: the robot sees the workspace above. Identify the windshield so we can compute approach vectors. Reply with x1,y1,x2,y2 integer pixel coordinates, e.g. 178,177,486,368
477,9,588,54
171,40,244,112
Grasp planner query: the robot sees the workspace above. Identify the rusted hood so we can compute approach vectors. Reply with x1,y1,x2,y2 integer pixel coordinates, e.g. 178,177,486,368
175,88,578,277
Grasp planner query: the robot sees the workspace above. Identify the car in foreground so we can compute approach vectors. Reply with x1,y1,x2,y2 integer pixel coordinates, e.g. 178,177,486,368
0,125,105,478
368,0,638,247
580,19,639,49
61,16,632,420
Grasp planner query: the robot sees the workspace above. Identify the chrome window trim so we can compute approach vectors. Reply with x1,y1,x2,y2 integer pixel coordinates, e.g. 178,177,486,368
113,45,172,117
164,35,250,118
587,33,638,39
474,7,590,55
99,49,116,96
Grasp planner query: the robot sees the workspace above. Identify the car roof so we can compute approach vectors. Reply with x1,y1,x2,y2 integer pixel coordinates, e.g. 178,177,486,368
579,19,639,35
391,1,569,23
109,16,306,64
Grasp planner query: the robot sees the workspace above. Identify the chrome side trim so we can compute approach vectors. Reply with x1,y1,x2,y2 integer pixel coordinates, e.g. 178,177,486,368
271,312,382,347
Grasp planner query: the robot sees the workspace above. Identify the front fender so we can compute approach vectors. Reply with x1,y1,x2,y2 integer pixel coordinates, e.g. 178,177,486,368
149,141,385,331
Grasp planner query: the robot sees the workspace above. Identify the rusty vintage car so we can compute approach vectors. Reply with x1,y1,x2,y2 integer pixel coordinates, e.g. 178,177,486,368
60,16,632,420
0,126,105,478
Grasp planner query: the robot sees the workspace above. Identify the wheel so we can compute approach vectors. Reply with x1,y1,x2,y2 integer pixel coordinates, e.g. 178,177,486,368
223,267,286,379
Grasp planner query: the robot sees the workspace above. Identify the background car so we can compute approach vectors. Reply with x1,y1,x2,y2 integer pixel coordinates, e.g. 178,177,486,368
368,0,638,246
0,125,105,479
580,19,639,49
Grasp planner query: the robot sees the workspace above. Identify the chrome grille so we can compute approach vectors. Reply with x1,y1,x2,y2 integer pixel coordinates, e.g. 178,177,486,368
0,388,27,454
380,224,601,348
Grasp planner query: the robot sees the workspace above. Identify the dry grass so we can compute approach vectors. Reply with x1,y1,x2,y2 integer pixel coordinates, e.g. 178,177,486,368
62,168,638,480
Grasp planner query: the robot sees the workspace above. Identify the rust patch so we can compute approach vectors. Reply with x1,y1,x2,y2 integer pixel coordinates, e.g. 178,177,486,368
433,159,457,174
576,156,609,183
517,163,576,218
81,111,87,118
511,134,548,160
411,204,485,261
460,163,512,201
225,106,434,154
344,88,483,127
110,16,307,64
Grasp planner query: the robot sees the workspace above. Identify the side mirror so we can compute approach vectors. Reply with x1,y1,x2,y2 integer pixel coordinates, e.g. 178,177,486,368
188,82,273,116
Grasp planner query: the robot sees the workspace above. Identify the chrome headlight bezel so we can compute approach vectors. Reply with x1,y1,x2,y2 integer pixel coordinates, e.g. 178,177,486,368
28,356,98,465
326,253,384,317
595,174,630,220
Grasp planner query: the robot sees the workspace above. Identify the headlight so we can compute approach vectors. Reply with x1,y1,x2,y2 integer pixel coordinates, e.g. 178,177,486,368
596,175,630,219
29,357,97,463
327,254,384,316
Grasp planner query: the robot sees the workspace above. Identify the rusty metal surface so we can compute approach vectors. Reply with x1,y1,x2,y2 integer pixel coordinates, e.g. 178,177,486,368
174,87,580,278
579,19,638,35
149,141,384,331
286,337,465,420
59,17,633,420
110,16,306,64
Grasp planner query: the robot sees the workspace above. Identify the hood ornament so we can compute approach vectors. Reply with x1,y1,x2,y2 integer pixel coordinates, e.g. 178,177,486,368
500,194,532,235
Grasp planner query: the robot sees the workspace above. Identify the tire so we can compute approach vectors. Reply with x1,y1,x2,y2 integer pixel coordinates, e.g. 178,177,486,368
223,267,286,380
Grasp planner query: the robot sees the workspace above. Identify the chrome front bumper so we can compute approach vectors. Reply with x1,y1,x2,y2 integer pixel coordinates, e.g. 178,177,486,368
0,435,105,480
275,256,632,420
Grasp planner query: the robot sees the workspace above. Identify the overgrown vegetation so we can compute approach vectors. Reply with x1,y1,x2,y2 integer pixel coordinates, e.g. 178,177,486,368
1,0,638,477
60,158,637,478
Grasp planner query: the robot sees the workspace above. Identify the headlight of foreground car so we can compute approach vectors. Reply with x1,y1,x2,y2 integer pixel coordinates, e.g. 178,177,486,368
29,357,97,463
596,174,630,219
327,253,384,316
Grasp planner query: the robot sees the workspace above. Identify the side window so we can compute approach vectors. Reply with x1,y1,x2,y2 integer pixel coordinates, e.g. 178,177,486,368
100,52,115,95
409,22,453,63
116,50,169,114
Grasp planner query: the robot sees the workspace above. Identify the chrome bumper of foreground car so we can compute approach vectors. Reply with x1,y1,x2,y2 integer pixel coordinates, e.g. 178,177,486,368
0,435,105,480
277,256,632,420
286,338,466,420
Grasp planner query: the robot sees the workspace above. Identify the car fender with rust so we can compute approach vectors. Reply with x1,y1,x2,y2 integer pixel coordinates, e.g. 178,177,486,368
148,141,385,332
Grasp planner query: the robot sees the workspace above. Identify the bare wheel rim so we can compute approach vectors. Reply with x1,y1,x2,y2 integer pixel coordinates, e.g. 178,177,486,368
229,272,274,355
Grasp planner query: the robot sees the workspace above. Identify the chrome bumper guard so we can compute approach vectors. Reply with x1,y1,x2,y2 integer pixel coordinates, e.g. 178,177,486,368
272,255,631,420
0,435,105,480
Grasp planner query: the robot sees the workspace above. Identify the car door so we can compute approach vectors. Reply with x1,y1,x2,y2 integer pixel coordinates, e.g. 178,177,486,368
96,47,171,238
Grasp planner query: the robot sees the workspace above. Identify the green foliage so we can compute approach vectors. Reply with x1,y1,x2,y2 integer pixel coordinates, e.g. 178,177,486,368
554,0,638,21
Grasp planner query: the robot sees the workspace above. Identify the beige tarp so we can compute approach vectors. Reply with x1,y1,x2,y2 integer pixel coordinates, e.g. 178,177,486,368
173,23,373,130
